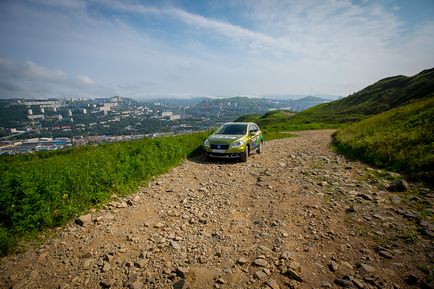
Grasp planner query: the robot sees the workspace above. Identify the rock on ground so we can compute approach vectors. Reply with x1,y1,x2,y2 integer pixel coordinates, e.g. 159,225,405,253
1,130,432,289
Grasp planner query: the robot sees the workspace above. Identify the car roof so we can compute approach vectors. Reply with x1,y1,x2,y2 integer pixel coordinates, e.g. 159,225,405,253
223,122,256,125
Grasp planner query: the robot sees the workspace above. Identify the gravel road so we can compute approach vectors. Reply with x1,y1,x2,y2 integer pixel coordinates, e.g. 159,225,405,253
1,130,433,289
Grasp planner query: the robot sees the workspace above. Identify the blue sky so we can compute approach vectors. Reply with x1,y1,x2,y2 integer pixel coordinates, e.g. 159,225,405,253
0,0,433,99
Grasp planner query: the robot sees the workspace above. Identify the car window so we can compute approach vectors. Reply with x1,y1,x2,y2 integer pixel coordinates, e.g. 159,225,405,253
216,124,247,135
249,124,258,133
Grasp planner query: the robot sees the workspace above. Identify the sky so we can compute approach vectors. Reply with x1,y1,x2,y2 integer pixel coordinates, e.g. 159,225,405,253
0,0,433,99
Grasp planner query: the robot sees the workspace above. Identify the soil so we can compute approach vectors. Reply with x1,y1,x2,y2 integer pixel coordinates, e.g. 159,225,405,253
1,130,433,289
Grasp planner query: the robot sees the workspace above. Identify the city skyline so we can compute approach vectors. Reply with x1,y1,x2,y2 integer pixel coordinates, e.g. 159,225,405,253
0,0,434,99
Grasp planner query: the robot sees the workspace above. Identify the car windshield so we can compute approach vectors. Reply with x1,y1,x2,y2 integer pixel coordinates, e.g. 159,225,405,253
216,124,247,135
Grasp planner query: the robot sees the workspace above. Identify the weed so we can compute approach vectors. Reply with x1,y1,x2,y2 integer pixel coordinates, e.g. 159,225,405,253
400,230,419,244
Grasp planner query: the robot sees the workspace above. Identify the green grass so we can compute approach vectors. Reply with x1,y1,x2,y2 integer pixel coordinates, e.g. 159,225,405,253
0,131,209,255
263,130,295,140
334,97,434,180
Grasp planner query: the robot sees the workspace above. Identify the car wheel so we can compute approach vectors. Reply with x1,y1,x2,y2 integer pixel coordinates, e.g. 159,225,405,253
241,146,249,162
257,141,263,154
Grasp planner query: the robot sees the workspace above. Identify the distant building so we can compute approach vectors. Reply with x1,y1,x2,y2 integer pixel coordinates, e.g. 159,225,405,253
100,106,111,113
169,115,181,121
14,99,62,108
28,114,44,120
46,114,63,121
162,111,173,117
110,96,122,102
103,102,117,108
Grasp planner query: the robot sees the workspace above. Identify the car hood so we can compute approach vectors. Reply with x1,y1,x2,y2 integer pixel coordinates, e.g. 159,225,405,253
207,134,246,144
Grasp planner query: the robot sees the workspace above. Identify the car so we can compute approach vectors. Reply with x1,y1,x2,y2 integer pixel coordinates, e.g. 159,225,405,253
203,122,263,162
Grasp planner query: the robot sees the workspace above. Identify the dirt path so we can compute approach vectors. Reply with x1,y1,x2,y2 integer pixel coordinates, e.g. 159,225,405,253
1,130,433,289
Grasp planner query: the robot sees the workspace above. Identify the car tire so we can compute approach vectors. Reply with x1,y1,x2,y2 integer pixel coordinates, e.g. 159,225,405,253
257,141,262,154
241,146,249,162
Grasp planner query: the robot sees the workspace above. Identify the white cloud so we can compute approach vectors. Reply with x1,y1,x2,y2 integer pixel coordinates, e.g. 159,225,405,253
0,57,115,98
25,61,68,80
0,0,433,99
77,74,96,85
28,0,87,10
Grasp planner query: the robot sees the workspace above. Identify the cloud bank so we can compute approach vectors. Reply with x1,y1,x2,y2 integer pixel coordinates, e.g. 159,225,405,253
0,0,433,99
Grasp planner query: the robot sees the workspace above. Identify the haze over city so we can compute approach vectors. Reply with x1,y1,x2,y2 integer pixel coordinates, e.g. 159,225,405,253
0,0,433,99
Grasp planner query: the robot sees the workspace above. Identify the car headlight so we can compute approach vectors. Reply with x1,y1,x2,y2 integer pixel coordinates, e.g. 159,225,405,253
231,140,244,148
204,139,210,147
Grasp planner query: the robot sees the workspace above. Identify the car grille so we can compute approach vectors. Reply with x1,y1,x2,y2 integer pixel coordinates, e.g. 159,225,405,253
211,144,229,150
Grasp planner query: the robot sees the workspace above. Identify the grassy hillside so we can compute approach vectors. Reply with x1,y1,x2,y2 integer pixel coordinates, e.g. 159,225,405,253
234,110,298,139
235,110,299,127
317,67,434,117
334,97,434,181
234,113,261,122
236,67,434,131
0,132,209,255
233,68,434,182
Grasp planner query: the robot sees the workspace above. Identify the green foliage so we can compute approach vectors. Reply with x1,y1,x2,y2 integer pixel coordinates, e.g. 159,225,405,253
334,97,434,179
0,132,209,255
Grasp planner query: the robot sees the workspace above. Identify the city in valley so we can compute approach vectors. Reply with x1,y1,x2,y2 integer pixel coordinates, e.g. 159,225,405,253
0,95,329,155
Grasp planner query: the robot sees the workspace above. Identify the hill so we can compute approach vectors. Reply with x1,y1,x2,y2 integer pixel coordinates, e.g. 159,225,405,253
311,67,434,120
238,67,434,131
233,113,261,122
330,67,434,115
235,67,434,180
334,97,434,182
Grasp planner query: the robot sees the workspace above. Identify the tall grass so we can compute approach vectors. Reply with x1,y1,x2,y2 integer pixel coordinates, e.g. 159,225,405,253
0,132,209,255
334,97,434,178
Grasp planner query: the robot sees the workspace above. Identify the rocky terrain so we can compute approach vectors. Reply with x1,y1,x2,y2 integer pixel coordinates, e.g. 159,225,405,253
1,130,433,289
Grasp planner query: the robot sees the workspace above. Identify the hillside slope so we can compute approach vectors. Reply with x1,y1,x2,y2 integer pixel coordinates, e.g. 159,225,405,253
237,67,434,130
314,67,434,118
334,97,434,181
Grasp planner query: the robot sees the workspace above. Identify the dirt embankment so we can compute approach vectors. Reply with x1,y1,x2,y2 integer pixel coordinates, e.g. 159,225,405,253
1,130,433,289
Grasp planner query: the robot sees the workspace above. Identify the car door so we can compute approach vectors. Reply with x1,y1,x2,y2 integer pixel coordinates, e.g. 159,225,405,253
248,124,260,149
